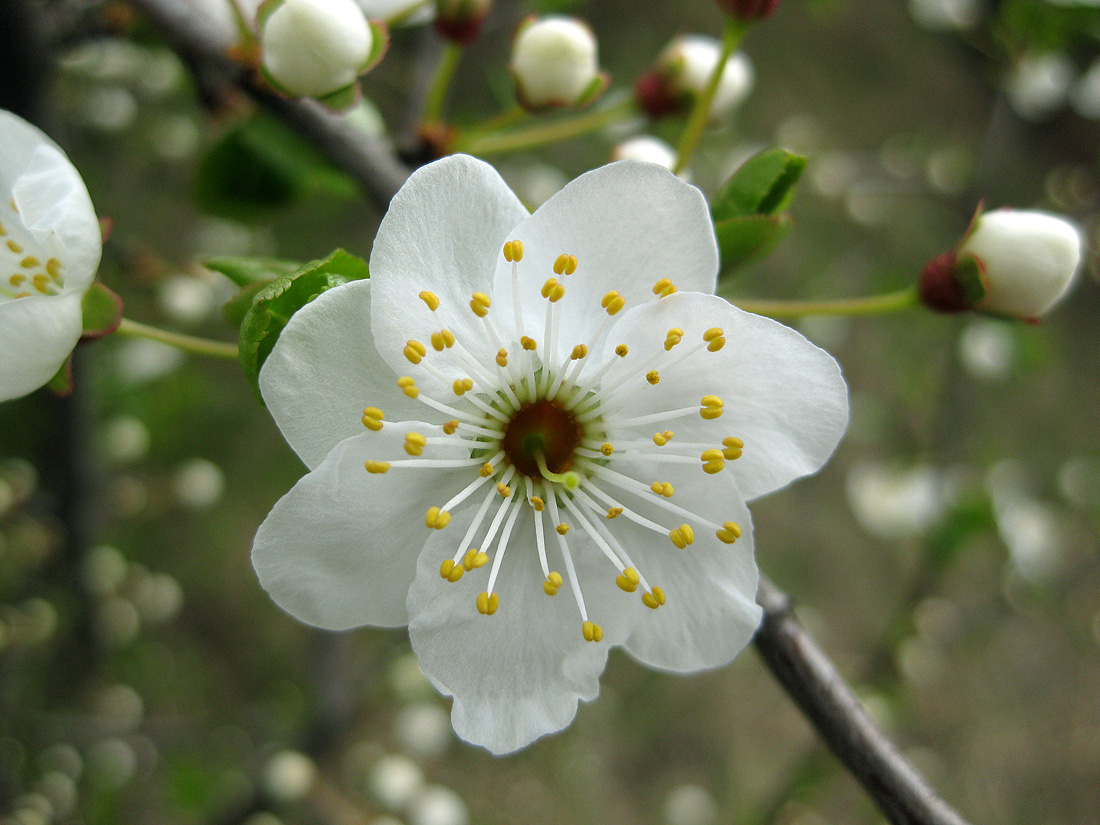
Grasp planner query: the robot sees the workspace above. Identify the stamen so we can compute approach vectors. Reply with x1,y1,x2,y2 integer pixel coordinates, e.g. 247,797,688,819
525,477,551,579
570,344,588,360
581,620,604,642
520,336,537,350
453,378,474,396
723,437,744,460
652,278,677,298
600,291,626,316
653,430,673,446
664,328,684,351
6,240,23,254
361,407,384,431
425,506,452,529
546,494,590,622
470,292,491,317
476,591,500,615
440,559,465,582
641,588,667,609
485,493,524,595
404,432,427,456
419,290,440,311
365,460,390,474
716,521,742,544
463,548,490,570
431,329,456,351
646,370,660,385
650,481,675,497
449,477,510,566
669,524,694,548
616,568,640,592
443,420,459,434
46,258,62,280
599,443,614,456
701,449,726,474
543,571,563,595
404,340,427,364
20,256,40,269
553,253,578,275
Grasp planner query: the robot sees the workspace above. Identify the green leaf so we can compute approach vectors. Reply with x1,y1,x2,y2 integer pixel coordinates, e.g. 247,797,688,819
238,249,370,400
46,357,74,397
713,214,793,272
223,281,270,329
204,256,302,288
711,147,807,222
80,282,124,340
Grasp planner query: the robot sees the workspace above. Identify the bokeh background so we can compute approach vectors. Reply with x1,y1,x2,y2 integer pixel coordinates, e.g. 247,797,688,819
1,1,1099,824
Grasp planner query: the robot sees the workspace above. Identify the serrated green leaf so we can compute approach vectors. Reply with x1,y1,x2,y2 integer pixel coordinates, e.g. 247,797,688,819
205,256,301,288
80,282,124,340
714,214,793,272
711,148,807,222
238,249,369,400
223,280,271,329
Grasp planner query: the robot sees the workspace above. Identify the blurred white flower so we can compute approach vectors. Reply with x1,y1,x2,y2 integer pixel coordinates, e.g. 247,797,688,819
394,702,452,759
369,754,424,811
0,110,102,402
958,319,1015,380
510,16,606,110
663,784,718,825
173,458,226,510
263,750,317,803
639,36,753,120
846,462,948,539
907,0,982,30
407,785,469,825
1006,53,1074,122
1070,58,1100,119
611,136,678,172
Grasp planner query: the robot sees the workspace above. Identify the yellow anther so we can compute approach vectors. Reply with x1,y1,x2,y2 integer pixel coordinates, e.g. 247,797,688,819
361,407,384,431
404,432,427,456
650,481,674,497
529,496,545,511
419,290,440,311
463,548,489,570
601,291,625,315
664,328,684,351
520,336,537,351
33,275,51,293
431,329,456,351
700,395,724,419
652,278,677,298
470,292,491,317
20,256,40,269
703,327,723,342
646,370,660,385
716,521,743,544
615,344,629,357
425,507,451,529
708,336,726,352
669,524,695,548
364,460,390,474
702,460,725,474
404,340,427,364
556,523,570,535
497,482,511,497
541,278,566,302
480,462,494,478
722,437,744,460
503,239,524,262
46,258,62,279
440,559,464,582
0,219,5,235
8,274,25,287
496,348,508,367
570,344,588,360
642,587,667,609
6,239,22,254
581,620,604,642
606,507,623,519
553,253,578,275
701,448,724,462
600,443,614,456
652,430,674,446
397,377,419,399
476,591,500,615
543,571,563,596
615,567,640,593
443,419,459,435
453,377,474,396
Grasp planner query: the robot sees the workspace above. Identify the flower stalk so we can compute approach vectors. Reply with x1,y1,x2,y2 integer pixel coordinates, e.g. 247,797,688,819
421,40,465,128
730,287,921,318
455,95,637,155
115,318,240,360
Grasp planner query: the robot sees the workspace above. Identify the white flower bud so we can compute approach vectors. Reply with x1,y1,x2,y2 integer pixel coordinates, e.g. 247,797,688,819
260,0,378,101
611,136,677,171
960,210,1081,318
668,36,753,115
510,16,606,110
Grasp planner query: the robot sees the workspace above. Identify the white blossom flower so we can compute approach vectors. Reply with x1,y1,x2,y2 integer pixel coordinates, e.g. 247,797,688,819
0,110,101,402
251,155,848,753
611,136,678,172
642,35,754,119
510,16,606,110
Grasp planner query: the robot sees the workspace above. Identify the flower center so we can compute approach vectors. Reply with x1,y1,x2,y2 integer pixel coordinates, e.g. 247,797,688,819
0,199,66,302
501,398,583,477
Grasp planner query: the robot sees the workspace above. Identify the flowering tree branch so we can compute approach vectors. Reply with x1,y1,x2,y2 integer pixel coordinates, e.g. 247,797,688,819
754,576,970,825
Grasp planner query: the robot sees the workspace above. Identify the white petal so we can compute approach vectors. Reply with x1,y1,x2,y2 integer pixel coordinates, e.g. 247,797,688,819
355,0,434,23
599,292,848,501
252,422,472,630
491,161,718,365
369,155,529,396
260,279,424,470
407,501,629,754
0,292,83,402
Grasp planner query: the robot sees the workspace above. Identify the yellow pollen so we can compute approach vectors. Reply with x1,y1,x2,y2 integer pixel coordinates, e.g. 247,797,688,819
46,258,62,279
33,275,51,293
397,377,419,399
652,430,674,446
0,219,5,235
440,559,465,582
615,567,640,593
463,548,489,570
722,436,744,460
496,348,508,367
606,507,623,519
615,344,629,357
652,278,677,298
708,337,726,352
646,370,660,385
601,291,625,315
6,240,23,254
476,591,500,615
503,239,524,262
669,524,695,548
581,620,604,642
701,448,726,474
443,419,459,434
570,344,588,360
642,587,667,609
664,328,684,351
404,432,427,456
553,253,578,275
703,327,723,342
529,496,545,511
364,460,390,474
600,443,614,456
520,336,537,351
497,482,511,497
8,274,26,287
404,340,427,364
541,278,566,302
650,481,674,498
425,507,452,529
716,521,742,544
431,329,456,351
543,571,563,595
470,292,491,317
20,256,40,269
700,395,724,420
361,407,384,431
556,523,570,535
453,377,474,396
419,290,440,311
480,462,494,478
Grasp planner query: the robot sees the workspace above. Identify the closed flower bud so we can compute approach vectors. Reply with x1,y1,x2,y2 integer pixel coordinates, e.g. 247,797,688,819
510,16,608,111
635,35,753,119
716,0,780,22
259,0,387,106
434,0,492,44
919,209,1081,319
611,135,678,172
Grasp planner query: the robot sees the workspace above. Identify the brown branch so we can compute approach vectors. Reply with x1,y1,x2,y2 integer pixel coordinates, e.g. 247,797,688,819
754,576,971,825
125,0,410,208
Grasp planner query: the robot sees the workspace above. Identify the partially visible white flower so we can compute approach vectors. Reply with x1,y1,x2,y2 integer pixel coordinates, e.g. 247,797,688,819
251,155,848,753
907,0,982,30
359,0,434,24
0,110,101,402
510,16,607,110
407,785,468,825
846,462,948,540
637,36,753,120
1071,58,1100,119
1005,53,1074,122
263,750,317,803
259,0,380,102
611,136,678,172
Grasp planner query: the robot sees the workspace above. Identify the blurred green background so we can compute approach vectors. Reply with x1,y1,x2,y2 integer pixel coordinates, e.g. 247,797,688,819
1,0,1099,824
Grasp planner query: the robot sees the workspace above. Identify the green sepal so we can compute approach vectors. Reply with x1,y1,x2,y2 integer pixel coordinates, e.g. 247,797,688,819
953,252,988,306
711,147,806,222
205,256,301,288
46,356,74,397
713,214,793,272
238,249,370,400
361,21,390,75
316,82,362,113
80,282,124,341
